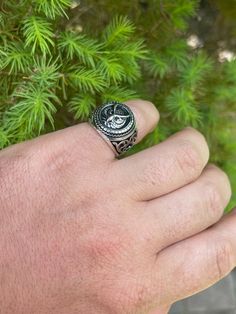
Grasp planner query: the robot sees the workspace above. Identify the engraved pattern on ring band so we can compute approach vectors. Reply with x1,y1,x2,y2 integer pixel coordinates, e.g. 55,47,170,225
90,101,137,155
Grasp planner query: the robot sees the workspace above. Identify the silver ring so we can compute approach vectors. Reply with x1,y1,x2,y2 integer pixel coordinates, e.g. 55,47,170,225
90,101,137,156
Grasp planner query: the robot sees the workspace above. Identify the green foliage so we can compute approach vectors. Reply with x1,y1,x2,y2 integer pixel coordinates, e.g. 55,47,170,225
98,56,126,84
58,32,100,66
0,43,31,74
165,88,202,127
4,83,58,139
0,3,145,148
29,58,60,88
103,16,135,46
178,53,213,89
68,67,106,93
22,16,54,55
165,0,199,29
34,0,71,19
148,54,170,79
0,0,235,209
102,86,139,103
68,93,96,120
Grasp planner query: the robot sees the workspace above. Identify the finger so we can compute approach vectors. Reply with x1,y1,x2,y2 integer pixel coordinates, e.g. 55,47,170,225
85,99,159,160
114,127,209,200
125,99,159,144
10,99,159,164
140,164,231,251
43,100,159,160
153,208,236,305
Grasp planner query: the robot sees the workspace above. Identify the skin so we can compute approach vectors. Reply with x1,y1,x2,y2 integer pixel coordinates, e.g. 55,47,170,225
0,99,235,314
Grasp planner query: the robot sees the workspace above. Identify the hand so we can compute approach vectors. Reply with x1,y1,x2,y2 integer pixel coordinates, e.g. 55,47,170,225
0,100,234,314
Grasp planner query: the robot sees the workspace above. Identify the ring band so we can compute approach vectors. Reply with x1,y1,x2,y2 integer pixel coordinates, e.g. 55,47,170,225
90,101,137,156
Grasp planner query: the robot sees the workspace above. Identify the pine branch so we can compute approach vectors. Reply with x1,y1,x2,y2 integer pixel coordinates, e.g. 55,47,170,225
58,32,101,66
111,40,148,59
97,56,126,84
68,67,106,93
103,16,135,46
22,16,54,55
102,86,139,103
165,39,188,68
68,93,96,120
179,53,213,89
165,0,199,30
148,53,170,79
29,57,60,88
148,40,187,79
118,58,141,83
4,83,59,137
33,0,72,19
165,87,202,127
100,40,147,83
0,42,31,74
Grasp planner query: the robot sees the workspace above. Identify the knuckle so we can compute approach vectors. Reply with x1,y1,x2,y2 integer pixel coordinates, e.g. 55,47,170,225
176,140,202,179
204,182,224,220
144,163,158,187
141,157,168,188
213,240,235,280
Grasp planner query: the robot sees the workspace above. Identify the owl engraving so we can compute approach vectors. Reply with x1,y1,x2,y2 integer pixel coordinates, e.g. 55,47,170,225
103,104,130,129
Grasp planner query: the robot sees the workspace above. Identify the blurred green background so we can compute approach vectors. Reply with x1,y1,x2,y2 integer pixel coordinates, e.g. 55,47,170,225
0,0,235,209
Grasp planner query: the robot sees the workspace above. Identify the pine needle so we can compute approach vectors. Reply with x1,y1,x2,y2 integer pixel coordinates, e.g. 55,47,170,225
34,0,72,19
98,56,126,84
166,87,202,127
102,86,139,103
29,57,60,88
103,16,135,46
0,42,31,74
22,16,54,55
4,83,58,136
148,53,170,79
58,32,101,66
68,67,106,93
179,53,213,89
68,93,96,120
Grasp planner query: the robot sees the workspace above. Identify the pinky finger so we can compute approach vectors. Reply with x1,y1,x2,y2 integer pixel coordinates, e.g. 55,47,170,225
154,208,236,305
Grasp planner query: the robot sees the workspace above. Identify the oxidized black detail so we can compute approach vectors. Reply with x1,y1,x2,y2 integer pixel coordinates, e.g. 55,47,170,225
90,101,137,155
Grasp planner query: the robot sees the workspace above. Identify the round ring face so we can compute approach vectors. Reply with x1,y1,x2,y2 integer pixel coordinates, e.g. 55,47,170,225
92,102,136,138
90,101,137,155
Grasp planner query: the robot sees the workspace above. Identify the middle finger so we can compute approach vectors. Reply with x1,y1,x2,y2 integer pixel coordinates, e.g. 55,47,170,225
114,128,209,201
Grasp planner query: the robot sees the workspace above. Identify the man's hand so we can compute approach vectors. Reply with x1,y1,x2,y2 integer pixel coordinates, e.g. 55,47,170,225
0,100,234,314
